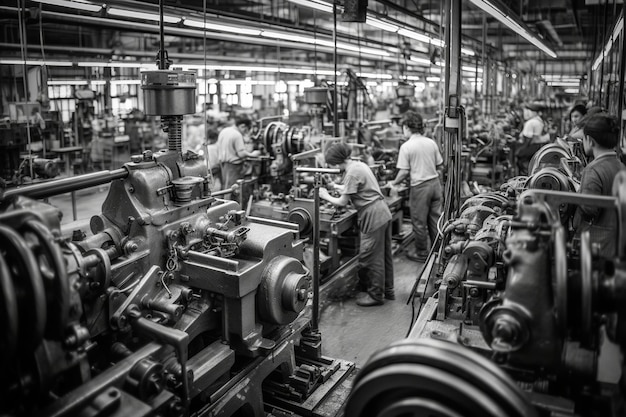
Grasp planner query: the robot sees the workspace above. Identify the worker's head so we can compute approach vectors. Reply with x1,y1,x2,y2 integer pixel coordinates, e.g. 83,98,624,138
582,113,619,154
324,142,352,167
569,104,587,126
235,115,252,134
522,102,542,120
401,111,424,135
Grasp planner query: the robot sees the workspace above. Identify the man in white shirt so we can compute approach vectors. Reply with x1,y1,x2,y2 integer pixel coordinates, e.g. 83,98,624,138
390,111,443,262
216,116,260,194
516,102,549,175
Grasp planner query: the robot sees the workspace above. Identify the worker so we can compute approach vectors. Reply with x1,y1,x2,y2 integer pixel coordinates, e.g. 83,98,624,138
216,115,260,194
389,110,443,263
319,142,394,307
515,102,550,175
554,104,587,158
575,112,625,257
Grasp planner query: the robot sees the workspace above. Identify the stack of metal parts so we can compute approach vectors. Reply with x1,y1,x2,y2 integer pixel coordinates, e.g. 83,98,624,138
346,174,626,417
0,69,353,417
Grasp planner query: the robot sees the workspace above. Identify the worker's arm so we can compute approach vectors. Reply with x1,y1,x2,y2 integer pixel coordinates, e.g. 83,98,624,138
390,168,409,186
319,187,350,207
234,135,261,159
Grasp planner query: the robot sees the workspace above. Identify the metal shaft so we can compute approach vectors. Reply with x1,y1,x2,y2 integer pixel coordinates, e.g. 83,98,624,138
0,168,128,201
312,172,321,332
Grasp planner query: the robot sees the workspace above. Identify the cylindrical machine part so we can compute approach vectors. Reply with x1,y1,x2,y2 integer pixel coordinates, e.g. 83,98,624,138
163,116,183,153
0,168,128,200
172,176,203,202
141,70,196,116
442,254,468,289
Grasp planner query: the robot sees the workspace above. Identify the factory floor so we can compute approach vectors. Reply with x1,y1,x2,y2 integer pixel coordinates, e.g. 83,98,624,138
49,184,423,369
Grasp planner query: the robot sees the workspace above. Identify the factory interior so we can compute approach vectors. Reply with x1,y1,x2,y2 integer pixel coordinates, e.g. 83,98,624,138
1,0,626,416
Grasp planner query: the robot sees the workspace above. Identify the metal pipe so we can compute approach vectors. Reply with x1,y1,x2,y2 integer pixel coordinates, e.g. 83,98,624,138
312,172,321,332
0,168,128,201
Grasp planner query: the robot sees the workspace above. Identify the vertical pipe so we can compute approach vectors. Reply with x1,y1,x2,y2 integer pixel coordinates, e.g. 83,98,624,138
159,0,166,70
444,0,462,218
481,14,487,115
617,6,625,154
311,172,321,332
333,2,339,138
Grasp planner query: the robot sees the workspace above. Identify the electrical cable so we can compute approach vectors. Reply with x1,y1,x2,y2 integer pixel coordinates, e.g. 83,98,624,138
17,0,34,179
202,0,214,186
314,10,318,85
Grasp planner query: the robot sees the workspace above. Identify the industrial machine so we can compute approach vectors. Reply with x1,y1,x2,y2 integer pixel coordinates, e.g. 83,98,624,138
346,174,626,416
0,67,352,417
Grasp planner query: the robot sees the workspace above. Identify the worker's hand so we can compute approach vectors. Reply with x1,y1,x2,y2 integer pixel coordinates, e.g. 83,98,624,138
332,182,345,193
388,183,399,198
250,150,262,157
319,187,330,201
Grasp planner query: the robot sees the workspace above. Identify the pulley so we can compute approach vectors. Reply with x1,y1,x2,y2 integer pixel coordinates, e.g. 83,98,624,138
345,339,537,417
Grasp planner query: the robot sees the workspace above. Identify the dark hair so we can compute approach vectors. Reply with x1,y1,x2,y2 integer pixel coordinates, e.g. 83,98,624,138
324,142,352,166
234,115,252,129
583,113,620,149
569,104,587,118
401,111,424,134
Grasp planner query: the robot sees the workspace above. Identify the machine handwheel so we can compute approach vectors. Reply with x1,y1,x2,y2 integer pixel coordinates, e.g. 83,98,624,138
21,219,69,339
612,171,626,258
580,231,593,346
0,224,47,350
346,339,537,417
0,251,18,367
553,225,568,335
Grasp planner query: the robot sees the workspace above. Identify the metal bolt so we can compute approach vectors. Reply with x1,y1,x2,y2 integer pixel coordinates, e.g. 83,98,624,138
297,289,308,301
125,241,139,253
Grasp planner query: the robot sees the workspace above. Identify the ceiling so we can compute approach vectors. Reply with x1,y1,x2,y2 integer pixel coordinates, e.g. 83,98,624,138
0,0,622,81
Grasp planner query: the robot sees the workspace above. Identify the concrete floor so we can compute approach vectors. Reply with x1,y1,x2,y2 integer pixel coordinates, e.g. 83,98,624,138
317,255,422,367
47,186,422,369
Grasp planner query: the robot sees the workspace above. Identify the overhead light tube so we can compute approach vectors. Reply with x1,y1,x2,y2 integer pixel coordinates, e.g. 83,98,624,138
33,0,103,13
592,14,623,71
468,0,557,58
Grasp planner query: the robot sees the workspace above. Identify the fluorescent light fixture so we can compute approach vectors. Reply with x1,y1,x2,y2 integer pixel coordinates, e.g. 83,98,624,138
335,42,390,56
409,56,432,66
0,59,73,66
284,0,334,14
592,14,623,71
546,81,580,87
260,32,389,57
91,80,107,85
261,31,316,44
184,19,262,36
564,88,579,94
33,0,103,12
78,61,153,68
468,0,557,58
357,72,393,79
398,28,434,44
110,79,142,85
107,7,180,24
367,17,399,32
48,79,89,85
461,65,483,73
169,64,339,76
461,47,475,56
426,76,441,82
